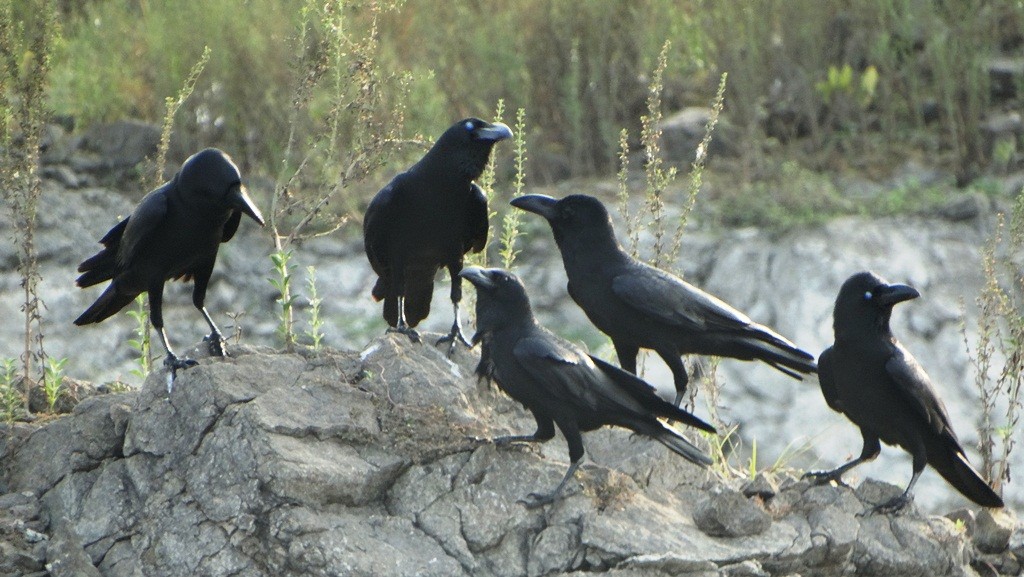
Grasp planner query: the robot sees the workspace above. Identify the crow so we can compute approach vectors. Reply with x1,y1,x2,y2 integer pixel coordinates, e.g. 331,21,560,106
75,148,265,383
804,271,1003,512
363,118,512,353
460,266,715,508
512,193,817,405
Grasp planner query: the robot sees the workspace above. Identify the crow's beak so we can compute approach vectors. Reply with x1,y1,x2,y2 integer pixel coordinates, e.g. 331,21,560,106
510,194,558,220
229,184,265,226
874,283,920,306
474,121,513,142
459,266,496,289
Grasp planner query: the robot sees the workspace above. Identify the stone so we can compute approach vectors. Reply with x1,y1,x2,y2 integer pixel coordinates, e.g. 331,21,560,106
975,508,1016,554
945,507,976,537
742,472,779,500
45,521,102,577
693,485,772,537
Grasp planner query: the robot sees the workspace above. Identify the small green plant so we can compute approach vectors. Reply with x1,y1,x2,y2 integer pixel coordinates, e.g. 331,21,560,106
466,99,506,268
269,249,298,351
149,45,210,191
126,294,153,380
304,266,325,352
671,73,727,259
0,358,23,423
42,356,67,413
498,107,528,270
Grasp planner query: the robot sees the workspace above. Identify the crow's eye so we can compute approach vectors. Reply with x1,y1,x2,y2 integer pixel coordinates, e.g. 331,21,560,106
864,291,873,300
464,120,475,131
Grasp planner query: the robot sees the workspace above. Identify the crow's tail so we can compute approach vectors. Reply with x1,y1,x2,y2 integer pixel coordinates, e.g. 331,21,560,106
744,325,818,378
74,284,139,325
76,248,118,288
929,443,1004,508
374,271,434,329
654,425,713,468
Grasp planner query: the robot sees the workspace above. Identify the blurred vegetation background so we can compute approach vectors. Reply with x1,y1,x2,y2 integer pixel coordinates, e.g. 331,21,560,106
9,0,1024,221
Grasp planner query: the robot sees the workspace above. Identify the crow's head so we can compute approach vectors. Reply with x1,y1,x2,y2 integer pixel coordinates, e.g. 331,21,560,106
179,148,265,226
511,193,618,252
833,271,919,336
459,266,534,332
431,118,513,180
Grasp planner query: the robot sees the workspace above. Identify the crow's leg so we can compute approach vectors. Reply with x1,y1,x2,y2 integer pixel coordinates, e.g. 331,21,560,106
386,296,421,343
150,282,197,389
192,263,227,357
870,436,923,515
385,260,420,343
520,421,584,509
804,433,881,487
613,340,640,374
654,346,689,406
436,264,472,355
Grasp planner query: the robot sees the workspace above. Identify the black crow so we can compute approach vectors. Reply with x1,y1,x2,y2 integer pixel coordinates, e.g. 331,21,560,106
805,271,1003,512
512,193,817,405
460,266,715,508
75,148,265,382
363,118,512,353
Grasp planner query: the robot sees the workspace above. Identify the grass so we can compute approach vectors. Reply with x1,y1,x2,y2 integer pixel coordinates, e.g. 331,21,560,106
1,0,57,415
964,192,1024,498
40,0,1017,201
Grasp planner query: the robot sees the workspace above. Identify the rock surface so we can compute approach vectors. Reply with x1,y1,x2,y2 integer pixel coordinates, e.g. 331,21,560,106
0,339,1018,576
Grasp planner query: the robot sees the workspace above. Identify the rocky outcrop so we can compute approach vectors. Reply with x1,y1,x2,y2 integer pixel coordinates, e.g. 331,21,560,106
0,338,1019,576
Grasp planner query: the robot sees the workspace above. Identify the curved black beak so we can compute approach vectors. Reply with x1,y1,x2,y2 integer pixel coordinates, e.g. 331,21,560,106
510,194,558,220
474,121,513,142
874,283,920,306
229,184,265,226
459,266,496,289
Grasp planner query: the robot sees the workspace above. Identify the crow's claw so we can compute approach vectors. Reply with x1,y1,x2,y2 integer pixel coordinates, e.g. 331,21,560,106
204,332,228,357
387,325,421,343
163,353,198,392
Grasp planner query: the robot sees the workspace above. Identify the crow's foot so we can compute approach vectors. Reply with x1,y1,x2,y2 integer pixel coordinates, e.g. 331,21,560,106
518,490,564,510
163,353,198,392
436,326,473,357
802,469,849,487
204,332,228,357
387,325,421,343
867,492,913,516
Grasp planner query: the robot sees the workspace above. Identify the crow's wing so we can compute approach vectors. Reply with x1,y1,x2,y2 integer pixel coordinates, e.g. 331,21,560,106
363,175,406,275
885,343,956,438
612,264,754,333
589,354,716,433
464,183,488,254
816,346,844,413
512,333,604,410
222,210,242,242
117,184,170,268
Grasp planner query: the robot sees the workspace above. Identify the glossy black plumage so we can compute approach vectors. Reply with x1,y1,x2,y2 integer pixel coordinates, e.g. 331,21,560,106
461,266,715,508
75,148,265,381
806,271,1003,512
363,118,511,352
512,193,817,404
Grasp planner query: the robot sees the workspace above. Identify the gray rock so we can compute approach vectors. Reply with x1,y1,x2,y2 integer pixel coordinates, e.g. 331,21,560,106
975,508,1016,554
988,57,1024,99
692,485,772,537
76,119,160,170
45,521,102,577
659,106,740,163
742,472,779,500
0,344,1011,577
